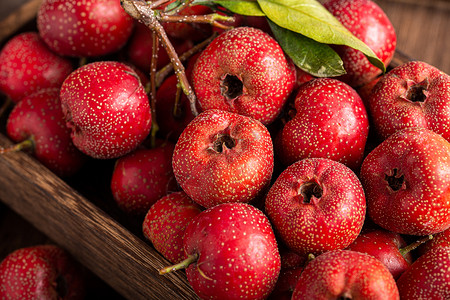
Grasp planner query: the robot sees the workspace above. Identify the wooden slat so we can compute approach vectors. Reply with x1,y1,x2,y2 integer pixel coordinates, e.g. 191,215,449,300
0,0,42,43
375,0,450,74
0,133,198,299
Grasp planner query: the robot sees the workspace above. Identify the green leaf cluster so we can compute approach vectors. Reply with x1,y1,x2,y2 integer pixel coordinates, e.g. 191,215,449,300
211,0,385,77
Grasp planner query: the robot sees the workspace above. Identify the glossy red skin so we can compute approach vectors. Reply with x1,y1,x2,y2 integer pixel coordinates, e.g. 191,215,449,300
155,74,196,142
360,127,450,235
60,61,152,159
183,202,281,300
37,0,134,57
127,22,193,73
418,227,450,255
276,78,369,171
291,250,399,299
0,32,73,103
192,26,296,125
323,0,396,87
111,143,178,215
172,109,274,208
265,158,366,256
367,61,450,141
346,228,412,279
162,4,213,42
397,246,450,299
142,191,202,264
6,88,87,177
0,245,85,299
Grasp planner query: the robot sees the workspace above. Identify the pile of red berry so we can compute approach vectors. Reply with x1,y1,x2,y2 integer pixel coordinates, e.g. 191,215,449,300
0,0,449,299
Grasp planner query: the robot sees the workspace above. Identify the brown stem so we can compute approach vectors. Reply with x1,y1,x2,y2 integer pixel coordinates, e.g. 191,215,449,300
159,13,235,30
149,31,160,148
78,56,88,67
173,84,182,118
154,0,193,15
155,32,218,88
121,0,199,116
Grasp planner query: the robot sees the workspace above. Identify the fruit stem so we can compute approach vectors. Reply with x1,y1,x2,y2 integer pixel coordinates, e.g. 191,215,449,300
149,31,160,149
0,138,34,154
173,84,182,118
78,56,88,67
121,0,199,116
159,253,198,275
159,13,235,30
399,235,433,256
155,32,217,88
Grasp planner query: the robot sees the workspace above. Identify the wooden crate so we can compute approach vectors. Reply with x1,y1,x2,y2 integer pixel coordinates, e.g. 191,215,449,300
0,1,197,299
0,1,413,299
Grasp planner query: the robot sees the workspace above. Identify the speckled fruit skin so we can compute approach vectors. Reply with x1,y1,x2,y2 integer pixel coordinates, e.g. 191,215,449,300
323,0,396,87
360,127,450,235
37,0,134,57
172,109,274,209
291,250,400,300
265,158,366,256
60,61,152,159
183,202,281,300
6,88,87,177
0,245,85,299
396,246,450,299
418,227,450,255
192,26,296,125
346,228,412,279
275,78,369,171
110,142,178,215
142,191,202,264
367,60,450,141
0,32,73,103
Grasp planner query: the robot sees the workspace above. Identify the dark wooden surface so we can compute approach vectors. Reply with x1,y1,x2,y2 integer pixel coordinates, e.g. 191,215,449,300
0,0,448,299
0,133,197,299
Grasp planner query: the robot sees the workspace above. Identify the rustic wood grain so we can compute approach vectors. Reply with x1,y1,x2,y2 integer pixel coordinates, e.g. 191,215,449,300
375,0,450,74
0,134,198,300
0,0,42,44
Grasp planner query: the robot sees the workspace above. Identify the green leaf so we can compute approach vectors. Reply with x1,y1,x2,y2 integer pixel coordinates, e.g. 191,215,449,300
257,0,386,72
165,1,182,12
213,0,265,16
268,20,345,77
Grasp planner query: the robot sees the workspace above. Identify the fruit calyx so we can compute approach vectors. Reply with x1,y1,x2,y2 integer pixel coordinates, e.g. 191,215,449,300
294,180,323,204
384,168,406,192
337,293,352,300
220,74,243,101
208,129,237,153
403,78,429,103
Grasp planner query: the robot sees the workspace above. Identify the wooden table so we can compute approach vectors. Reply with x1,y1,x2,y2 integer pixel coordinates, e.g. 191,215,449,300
0,0,448,299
